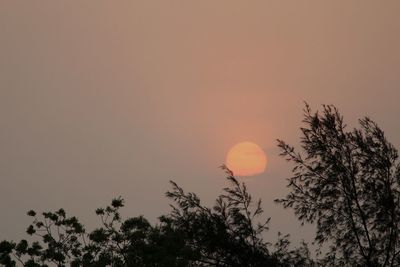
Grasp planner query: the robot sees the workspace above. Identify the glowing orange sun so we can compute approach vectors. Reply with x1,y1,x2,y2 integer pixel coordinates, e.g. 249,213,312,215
225,141,267,176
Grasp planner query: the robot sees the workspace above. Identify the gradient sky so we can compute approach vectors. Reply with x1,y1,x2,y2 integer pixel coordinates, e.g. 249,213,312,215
1,1,400,246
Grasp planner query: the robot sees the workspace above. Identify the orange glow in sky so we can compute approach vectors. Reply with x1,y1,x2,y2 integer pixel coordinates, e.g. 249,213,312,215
225,141,267,177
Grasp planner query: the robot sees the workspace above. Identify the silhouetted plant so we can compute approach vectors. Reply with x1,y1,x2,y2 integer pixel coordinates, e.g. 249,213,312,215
0,168,313,267
276,103,400,266
0,208,86,267
163,165,275,266
273,232,315,267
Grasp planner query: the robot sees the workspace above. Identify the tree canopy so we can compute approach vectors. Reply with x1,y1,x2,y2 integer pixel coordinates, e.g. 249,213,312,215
276,104,400,266
0,166,312,267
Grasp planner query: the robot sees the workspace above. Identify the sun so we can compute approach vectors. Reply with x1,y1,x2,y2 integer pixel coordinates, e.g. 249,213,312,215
225,141,267,177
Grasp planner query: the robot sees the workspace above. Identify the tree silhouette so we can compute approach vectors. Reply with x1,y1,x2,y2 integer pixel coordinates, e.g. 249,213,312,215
163,166,276,266
0,167,313,267
276,104,400,266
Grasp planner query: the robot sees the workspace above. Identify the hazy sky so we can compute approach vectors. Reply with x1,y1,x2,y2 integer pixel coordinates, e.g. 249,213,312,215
1,1,400,246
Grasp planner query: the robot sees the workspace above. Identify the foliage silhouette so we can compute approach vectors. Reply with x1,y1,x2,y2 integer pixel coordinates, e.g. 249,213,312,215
0,167,313,267
8,103,395,266
276,103,400,266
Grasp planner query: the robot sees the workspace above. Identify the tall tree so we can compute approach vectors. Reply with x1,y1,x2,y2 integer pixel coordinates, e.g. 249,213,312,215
276,104,400,266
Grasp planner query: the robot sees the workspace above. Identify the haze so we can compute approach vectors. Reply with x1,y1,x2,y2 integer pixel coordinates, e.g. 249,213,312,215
1,1,400,246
